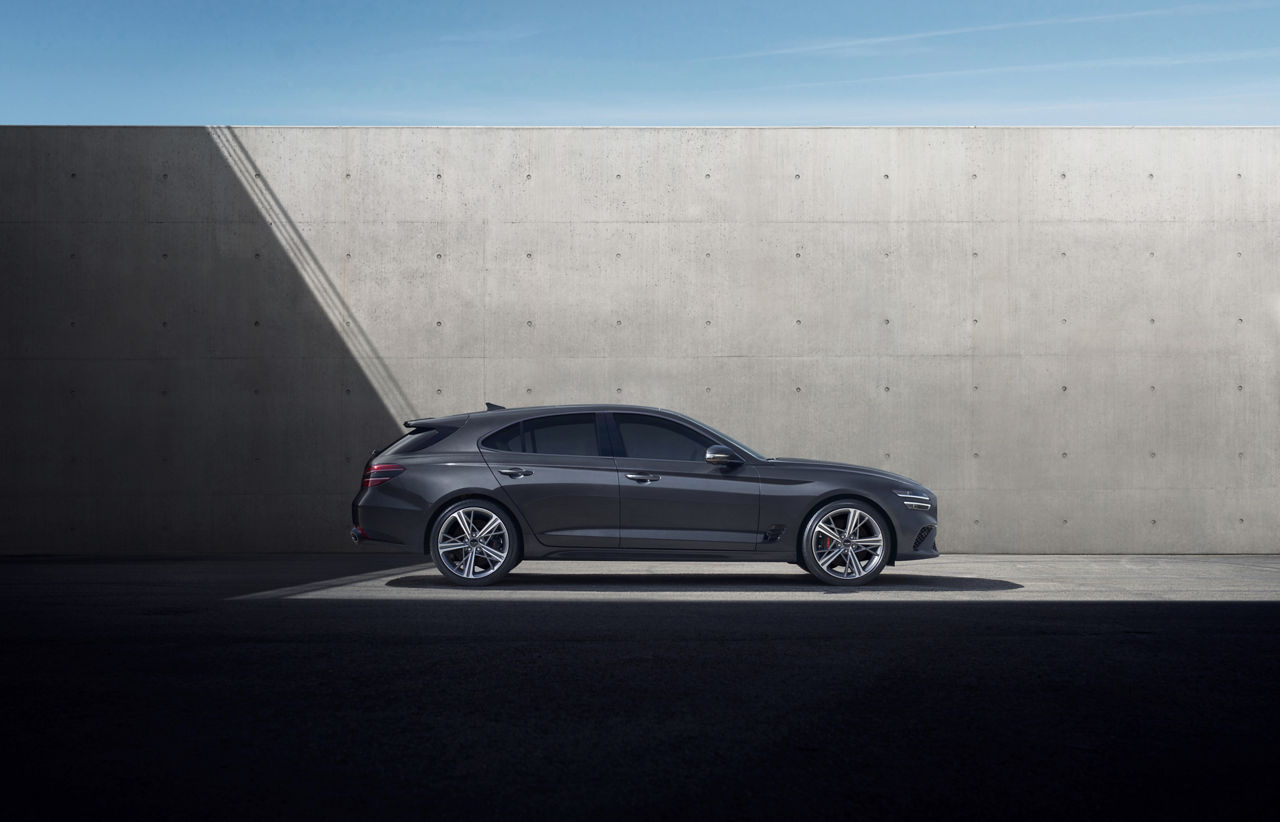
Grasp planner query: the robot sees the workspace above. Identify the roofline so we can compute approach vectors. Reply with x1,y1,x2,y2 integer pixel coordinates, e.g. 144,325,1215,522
403,403,674,429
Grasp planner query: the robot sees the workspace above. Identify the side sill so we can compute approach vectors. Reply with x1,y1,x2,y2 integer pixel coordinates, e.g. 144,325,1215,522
528,549,796,563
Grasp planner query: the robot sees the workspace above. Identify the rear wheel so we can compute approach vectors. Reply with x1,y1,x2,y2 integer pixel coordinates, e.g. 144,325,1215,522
430,500,520,586
800,500,889,586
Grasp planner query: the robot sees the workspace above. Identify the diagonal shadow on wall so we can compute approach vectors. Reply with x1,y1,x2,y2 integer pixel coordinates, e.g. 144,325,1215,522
0,127,402,553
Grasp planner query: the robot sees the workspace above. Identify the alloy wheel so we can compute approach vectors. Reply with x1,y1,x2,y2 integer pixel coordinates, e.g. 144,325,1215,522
436,507,510,580
809,507,884,580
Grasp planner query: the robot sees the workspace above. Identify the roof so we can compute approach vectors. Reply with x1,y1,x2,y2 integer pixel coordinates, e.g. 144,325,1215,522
403,403,670,429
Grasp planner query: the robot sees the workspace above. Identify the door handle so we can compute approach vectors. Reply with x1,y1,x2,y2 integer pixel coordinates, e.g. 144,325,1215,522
498,467,533,478
625,473,661,483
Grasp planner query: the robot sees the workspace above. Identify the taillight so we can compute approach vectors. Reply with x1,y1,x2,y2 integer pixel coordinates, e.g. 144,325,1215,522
362,463,405,488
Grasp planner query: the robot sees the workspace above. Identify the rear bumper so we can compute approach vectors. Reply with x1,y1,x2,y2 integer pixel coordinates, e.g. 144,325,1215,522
351,490,424,551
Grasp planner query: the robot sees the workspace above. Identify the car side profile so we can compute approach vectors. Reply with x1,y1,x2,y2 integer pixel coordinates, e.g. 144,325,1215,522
351,404,938,586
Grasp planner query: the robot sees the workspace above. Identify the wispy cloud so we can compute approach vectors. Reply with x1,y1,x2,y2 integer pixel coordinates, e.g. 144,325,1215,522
436,27,541,45
711,2,1277,60
312,83,1280,127
754,47,1280,90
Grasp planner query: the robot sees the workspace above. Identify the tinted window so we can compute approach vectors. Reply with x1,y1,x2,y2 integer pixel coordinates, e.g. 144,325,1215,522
482,414,600,456
615,414,712,461
482,422,524,453
380,426,459,457
528,414,599,456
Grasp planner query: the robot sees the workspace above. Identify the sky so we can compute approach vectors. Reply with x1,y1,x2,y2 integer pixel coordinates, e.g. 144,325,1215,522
1,0,1278,125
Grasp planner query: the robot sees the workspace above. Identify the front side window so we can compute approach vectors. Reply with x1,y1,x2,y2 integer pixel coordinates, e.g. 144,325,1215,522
481,414,600,457
614,414,713,461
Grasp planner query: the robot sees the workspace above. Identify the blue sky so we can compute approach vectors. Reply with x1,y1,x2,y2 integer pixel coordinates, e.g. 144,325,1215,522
2,0,1278,124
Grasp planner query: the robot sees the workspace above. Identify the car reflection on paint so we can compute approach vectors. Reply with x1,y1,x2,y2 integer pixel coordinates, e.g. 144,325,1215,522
351,404,938,586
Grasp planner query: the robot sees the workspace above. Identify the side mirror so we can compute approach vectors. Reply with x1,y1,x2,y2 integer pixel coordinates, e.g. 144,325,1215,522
705,445,743,466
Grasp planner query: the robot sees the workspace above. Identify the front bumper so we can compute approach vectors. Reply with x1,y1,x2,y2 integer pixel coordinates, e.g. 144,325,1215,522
891,489,939,562
897,523,939,560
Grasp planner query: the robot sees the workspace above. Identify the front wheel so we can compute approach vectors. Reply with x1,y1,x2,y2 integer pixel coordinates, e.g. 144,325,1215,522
800,500,890,586
430,500,521,586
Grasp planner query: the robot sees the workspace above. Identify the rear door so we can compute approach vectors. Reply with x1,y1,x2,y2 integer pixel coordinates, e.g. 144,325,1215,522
609,412,760,551
480,413,619,549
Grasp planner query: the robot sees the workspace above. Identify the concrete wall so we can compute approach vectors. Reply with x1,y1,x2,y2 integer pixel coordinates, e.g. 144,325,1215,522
2,126,1276,554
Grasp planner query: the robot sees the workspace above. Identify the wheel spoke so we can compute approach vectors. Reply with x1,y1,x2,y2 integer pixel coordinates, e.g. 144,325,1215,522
815,522,843,543
846,549,862,576
475,515,502,540
818,547,844,569
438,539,467,553
476,544,506,563
462,548,477,578
852,537,882,548
845,510,864,538
451,512,474,540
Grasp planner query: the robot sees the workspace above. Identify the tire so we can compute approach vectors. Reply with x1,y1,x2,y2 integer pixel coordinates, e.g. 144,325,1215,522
800,500,890,586
429,500,521,587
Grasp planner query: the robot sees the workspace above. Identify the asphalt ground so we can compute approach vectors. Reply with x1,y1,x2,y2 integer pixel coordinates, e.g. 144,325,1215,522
3,554,1277,820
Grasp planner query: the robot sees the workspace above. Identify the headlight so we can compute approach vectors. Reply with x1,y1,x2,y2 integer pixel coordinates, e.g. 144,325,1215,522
893,489,932,511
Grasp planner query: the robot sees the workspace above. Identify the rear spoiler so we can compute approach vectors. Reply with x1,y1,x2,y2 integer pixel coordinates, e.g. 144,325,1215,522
403,403,504,429
403,419,437,429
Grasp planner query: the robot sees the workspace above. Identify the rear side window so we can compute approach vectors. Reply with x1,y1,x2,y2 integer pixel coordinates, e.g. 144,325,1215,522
614,414,712,461
481,414,600,456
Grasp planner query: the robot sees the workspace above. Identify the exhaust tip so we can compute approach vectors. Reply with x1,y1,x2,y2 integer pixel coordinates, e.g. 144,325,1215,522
350,527,365,545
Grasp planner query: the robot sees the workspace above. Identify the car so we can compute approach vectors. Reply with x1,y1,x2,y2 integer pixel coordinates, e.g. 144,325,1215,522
351,404,939,586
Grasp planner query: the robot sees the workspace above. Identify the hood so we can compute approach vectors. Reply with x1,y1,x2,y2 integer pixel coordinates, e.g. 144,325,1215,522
768,457,922,487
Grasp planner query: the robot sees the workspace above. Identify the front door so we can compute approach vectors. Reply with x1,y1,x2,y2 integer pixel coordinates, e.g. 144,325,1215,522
609,412,760,551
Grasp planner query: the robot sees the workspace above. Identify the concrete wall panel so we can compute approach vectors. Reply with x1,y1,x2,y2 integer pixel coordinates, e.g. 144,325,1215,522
2,126,1276,554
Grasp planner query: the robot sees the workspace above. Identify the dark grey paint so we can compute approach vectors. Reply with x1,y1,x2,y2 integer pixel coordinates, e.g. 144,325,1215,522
615,457,760,551
352,404,939,565
487,452,620,548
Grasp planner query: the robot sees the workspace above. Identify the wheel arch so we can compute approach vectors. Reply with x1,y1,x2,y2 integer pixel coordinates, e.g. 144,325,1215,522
795,493,898,566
